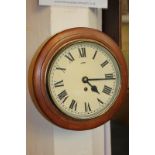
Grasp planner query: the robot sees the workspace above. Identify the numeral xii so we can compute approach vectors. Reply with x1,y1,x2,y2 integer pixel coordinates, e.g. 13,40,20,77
78,48,86,57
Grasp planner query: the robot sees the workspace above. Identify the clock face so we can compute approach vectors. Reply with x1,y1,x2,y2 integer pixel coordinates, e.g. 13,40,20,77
47,41,121,119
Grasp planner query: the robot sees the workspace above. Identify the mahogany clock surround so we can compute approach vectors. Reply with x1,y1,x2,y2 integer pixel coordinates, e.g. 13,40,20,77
30,27,128,130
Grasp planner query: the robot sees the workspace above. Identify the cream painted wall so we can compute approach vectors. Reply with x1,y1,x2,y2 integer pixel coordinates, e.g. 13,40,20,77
26,0,111,155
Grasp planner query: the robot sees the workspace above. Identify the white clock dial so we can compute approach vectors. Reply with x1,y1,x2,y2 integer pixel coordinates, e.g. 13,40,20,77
47,41,121,119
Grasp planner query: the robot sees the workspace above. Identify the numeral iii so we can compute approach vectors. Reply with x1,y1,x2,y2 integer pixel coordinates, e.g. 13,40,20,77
102,85,112,95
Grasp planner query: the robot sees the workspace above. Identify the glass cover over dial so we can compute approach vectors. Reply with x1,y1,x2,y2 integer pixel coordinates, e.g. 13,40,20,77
47,41,121,119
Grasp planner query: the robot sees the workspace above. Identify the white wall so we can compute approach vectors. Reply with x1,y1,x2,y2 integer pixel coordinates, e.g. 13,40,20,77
26,0,111,155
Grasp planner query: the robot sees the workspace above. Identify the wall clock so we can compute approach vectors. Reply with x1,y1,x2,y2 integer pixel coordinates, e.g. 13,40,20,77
30,27,128,130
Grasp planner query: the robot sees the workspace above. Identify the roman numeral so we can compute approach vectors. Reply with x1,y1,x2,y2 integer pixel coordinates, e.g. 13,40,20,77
69,99,77,111
54,80,64,87
62,96,68,104
102,85,112,95
85,102,91,112
97,98,104,104
105,73,116,80
78,48,86,57
101,60,109,68
56,67,66,72
92,51,98,59
65,52,75,62
58,90,68,100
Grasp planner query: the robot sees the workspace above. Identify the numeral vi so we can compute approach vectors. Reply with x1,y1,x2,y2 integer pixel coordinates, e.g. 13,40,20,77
85,102,91,112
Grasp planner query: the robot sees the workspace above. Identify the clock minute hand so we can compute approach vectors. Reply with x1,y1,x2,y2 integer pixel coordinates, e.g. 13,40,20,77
87,77,116,81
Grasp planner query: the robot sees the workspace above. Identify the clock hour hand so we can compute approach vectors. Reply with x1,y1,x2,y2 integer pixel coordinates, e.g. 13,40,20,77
82,76,100,94
88,82,100,94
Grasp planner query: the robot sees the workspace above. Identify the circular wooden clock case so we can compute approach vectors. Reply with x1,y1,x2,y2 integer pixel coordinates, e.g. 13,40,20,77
31,27,128,130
